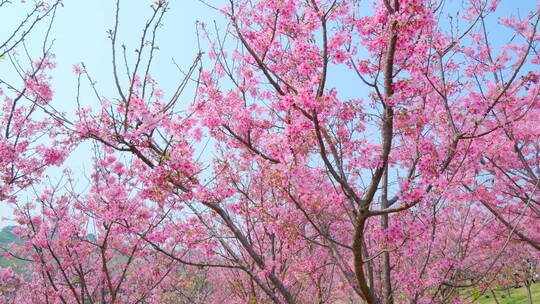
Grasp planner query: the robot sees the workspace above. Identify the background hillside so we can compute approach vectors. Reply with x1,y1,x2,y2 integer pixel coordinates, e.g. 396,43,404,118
0,226,22,268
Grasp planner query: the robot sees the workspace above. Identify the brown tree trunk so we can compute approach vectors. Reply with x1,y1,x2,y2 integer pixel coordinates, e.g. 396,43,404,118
526,281,533,304
491,290,501,304
381,167,393,304
353,215,376,304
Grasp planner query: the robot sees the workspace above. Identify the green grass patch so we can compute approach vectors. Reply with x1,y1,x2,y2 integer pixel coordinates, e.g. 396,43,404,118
466,284,540,304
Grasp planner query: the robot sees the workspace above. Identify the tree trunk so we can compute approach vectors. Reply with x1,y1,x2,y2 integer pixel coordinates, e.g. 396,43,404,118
526,281,533,304
353,215,376,304
491,290,500,304
381,168,393,304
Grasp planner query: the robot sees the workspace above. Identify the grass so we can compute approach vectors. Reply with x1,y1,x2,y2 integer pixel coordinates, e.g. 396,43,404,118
467,284,540,304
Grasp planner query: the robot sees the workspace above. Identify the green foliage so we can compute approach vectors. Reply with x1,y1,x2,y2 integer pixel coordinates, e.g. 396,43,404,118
0,226,23,269
0,226,18,244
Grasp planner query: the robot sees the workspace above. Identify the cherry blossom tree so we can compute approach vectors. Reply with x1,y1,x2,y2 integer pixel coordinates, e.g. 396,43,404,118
195,0,540,302
0,0,66,202
0,0,539,303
